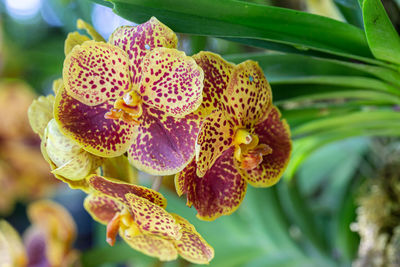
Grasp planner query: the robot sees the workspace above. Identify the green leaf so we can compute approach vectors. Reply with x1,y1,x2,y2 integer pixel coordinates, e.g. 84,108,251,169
285,127,400,180
277,90,400,107
363,0,400,64
224,52,400,86
93,0,374,61
292,110,400,137
271,76,400,96
334,0,364,28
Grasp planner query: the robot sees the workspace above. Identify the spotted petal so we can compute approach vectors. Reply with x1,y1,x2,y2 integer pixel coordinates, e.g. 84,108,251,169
125,193,181,240
128,105,200,176
28,94,54,138
54,86,135,157
223,61,272,127
238,106,292,187
84,193,124,225
139,47,203,117
121,232,178,261
192,51,234,118
109,17,178,85
63,40,131,106
195,110,234,177
171,214,214,264
175,147,247,221
86,175,167,208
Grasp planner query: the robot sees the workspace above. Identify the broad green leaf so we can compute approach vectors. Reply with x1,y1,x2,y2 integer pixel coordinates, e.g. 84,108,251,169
271,83,400,103
285,127,400,180
334,0,364,28
271,76,400,96
292,110,400,137
282,106,359,128
363,0,400,64
91,0,374,61
224,52,400,86
277,90,400,106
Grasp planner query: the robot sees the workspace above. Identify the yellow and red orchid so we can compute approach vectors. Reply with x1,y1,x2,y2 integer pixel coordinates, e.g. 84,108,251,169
54,17,204,176
84,175,214,264
0,200,79,267
175,52,292,221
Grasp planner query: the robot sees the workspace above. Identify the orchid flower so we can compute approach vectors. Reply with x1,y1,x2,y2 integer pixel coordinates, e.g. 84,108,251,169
54,17,203,176
84,175,214,263
175,52,292,220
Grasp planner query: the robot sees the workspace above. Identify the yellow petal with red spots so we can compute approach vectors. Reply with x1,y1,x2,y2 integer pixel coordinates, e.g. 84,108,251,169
171,214,214,264
28,94,54,138
128,105,200,176
0,220,27,266
238,106,292,187
77,19,105,42
43,119,101,181
109,17,178,85
84,193,124,225
102,155,138,184
63,40,131,106
175,147,247,221
195,110,235,177
120,233,178,261
192,51,234,118
54,86,135,158
223,60,272,127
64,31,90,56
138,47,203,117
86,175,167,208
125,193,181,240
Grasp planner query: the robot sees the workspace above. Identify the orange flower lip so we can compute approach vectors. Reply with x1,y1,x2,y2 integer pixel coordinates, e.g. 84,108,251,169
233,128,272,170
104,91,142,125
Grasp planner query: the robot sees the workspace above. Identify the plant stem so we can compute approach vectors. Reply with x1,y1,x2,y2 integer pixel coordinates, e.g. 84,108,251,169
151,176,163,191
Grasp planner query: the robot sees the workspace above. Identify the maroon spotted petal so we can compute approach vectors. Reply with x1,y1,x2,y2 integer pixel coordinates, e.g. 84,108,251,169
54,86,135,157
86,175,167,208
175,147,247,221
239,106,292,187
128,105,201,176
83,193,124,225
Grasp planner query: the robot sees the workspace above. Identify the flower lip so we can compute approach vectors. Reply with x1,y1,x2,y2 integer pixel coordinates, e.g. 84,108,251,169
104,91,143,125
233,128,252,145
233,128,272,170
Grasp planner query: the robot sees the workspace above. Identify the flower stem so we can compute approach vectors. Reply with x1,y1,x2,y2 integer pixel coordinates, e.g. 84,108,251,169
151,176,163,191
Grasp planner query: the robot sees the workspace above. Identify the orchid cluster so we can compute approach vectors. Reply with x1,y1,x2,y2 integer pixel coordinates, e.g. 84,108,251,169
28,17,292,263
